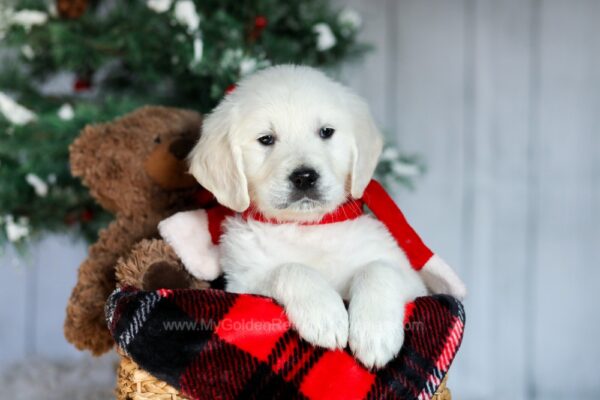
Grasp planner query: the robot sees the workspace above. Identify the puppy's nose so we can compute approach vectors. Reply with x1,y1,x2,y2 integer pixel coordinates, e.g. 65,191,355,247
289,167,320,191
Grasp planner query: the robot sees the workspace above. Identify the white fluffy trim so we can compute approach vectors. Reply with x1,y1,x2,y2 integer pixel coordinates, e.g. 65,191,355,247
158,210,221,281
419,254,467,299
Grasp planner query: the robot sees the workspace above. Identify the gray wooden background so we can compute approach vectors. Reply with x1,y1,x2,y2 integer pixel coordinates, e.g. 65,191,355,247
1,1,599,399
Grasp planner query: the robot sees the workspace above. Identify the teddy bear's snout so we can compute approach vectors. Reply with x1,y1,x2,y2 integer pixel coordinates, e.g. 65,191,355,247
169,137,197,160
144,135,199,190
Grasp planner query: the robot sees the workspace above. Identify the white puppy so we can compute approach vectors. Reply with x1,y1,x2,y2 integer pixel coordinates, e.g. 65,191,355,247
165,65,427,369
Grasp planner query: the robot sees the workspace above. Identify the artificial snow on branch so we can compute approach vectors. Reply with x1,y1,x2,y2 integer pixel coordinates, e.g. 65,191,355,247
0,92,37,126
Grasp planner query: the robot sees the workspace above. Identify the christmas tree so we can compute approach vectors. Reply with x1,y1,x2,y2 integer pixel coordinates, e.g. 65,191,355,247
0,0,421,246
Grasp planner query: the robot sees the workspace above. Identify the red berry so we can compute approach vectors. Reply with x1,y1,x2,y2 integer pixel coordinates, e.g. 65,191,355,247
254,16,268,30
81,209,94,222
225,84,237,95
74,78,92,92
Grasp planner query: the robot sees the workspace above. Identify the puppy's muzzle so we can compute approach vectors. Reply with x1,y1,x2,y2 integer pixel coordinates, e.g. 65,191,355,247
289,167,319,191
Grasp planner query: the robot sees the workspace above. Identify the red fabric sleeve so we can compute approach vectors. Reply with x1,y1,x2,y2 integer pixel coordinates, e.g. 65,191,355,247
362,180,433,270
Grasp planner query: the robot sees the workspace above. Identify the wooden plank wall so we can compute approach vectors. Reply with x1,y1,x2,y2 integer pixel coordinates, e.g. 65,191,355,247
1,1,599,399
0,236,86,365
339,0,600,398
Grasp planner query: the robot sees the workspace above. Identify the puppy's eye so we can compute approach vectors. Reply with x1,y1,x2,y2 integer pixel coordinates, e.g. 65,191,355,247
258,134,276,146
319,127,335,139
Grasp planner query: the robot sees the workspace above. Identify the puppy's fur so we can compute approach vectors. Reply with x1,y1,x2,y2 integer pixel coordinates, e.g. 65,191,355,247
188,65,426,368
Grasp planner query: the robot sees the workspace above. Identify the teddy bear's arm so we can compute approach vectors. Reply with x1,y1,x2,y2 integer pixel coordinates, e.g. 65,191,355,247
64,215,162,355
158,210,222,281
115,238,210,291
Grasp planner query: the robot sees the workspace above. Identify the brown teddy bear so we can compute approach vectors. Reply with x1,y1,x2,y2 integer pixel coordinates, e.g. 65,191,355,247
64,106,212,355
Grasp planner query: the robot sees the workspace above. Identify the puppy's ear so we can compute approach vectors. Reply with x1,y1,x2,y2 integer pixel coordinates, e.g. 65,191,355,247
188,99,250,212
348,95,384,198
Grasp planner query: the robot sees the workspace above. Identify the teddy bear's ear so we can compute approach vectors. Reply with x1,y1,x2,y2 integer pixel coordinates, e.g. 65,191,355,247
70,123,123,213
69,125,102,180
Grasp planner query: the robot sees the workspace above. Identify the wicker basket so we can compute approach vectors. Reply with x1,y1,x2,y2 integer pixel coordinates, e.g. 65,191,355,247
116,355,451,400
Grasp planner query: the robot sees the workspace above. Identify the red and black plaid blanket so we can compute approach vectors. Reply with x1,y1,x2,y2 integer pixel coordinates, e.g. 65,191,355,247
106,287,464,400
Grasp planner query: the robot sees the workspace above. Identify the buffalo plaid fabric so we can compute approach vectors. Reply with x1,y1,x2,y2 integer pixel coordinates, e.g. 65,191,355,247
106,287,464,400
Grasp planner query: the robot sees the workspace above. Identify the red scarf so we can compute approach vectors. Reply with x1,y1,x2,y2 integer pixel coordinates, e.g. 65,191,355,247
241,199,364,225
204,180,433,270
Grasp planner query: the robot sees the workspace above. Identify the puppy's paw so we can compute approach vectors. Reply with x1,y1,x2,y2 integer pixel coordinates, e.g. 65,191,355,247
349,309,405,369
285,293,348,350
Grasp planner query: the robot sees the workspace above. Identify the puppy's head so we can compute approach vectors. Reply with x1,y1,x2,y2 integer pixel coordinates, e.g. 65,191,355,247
189,65,383,221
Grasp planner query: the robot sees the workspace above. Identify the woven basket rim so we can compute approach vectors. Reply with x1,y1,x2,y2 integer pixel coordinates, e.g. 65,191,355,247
115,354,451,400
